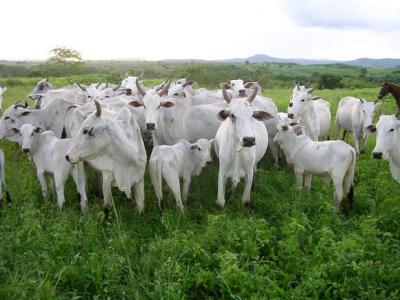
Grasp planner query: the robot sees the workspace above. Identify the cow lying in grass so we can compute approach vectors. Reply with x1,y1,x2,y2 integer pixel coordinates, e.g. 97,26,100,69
14,124,88,213
273,123,356,209
370,114,400,183
149,138,213,211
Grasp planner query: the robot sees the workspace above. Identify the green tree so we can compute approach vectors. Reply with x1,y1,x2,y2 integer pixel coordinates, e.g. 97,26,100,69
47,47,83,76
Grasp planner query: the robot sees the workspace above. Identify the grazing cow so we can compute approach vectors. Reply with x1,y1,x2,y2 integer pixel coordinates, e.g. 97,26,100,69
0,86,7,111
288,89,331,141
0,149,11,205
370,114,400,183
149,138,213,211
215,87,272,211
219,79,280,166
14,124,88,212
273,123,356,208
132,79,227,146
66,102,147,215
0,99,75,140
335,97,381,154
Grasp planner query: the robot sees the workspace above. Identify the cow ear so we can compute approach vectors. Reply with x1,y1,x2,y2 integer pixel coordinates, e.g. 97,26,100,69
366,124,376,133
218,110,229,120
160,101,175,108
307,88,314,94
191,144,200,150
12,128,20,133
253,111,273,121
35,127,41,133
244,82,256,88
129,100,143,107
219,83,230,89
311,96,321,101
187,80,196,86
21,111,31,116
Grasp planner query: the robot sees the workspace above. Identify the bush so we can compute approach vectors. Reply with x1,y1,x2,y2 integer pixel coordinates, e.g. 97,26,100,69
316,73,343,89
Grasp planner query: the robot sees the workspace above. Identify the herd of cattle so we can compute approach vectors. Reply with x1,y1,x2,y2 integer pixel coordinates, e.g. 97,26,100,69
0,75,398,215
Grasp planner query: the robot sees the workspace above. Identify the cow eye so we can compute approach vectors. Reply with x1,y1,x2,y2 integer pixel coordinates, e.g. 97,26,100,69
232,83,235,86
106,95,110,98
31,132,34,136
83,129,89,135
174,93,178,96
301,99,305,102
390,128,395,132
231,114,236,119
4,116,9,120
198,147,202,151
88,95,91,98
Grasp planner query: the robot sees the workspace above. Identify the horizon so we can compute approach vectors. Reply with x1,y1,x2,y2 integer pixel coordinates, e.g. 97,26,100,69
1,0,399,61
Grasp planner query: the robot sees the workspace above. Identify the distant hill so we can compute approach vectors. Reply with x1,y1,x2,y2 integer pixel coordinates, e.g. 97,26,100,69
217,54,400,68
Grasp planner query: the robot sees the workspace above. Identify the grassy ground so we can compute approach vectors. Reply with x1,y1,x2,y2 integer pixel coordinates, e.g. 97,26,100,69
0,81,400,299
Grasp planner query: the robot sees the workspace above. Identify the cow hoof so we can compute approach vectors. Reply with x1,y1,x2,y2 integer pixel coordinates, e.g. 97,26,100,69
159,199,165,212
6,191,11,204
243,201,251,214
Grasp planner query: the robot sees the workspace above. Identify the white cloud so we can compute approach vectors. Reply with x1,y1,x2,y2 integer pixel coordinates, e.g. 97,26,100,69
0,0,398,61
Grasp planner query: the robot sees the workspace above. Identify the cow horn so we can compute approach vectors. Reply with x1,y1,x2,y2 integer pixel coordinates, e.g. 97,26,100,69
135,79,146,97
158,81,171,97
35,95,43,109
222,86,232,103
94,101,102,117
247,87,259,103
307,88,314,94
113,84,121,91
24,101,28,108
296,83,300,91
76,82,86,91
155,81,166,92
96,82,102,89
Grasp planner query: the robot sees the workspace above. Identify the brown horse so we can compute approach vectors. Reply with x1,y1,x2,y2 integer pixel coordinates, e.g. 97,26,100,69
377,82,400,116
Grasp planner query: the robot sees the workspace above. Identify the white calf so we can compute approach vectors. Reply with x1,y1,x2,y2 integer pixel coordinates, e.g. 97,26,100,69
0,149,11,205
215,87,272,211
335,97,381,154
274,124,356,208
370,114,400,183
15,124,88,212
149,138,213,211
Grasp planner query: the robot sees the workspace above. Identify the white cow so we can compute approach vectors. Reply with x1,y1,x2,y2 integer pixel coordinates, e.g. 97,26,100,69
215,87,272,211
288,89,331,141
14,124,88,212
29,78,55,99
132,79,227,146
273,123,356,208
0,99,76,140
335,97,381,154
0,86,7,111
149,138,213,211
370,114,400,183
219,79,280,166
0,149,11,205
66,102,147,216
168,79,222,105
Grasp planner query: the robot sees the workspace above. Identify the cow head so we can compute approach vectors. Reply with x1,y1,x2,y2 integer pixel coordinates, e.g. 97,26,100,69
66,102,113,163
371,114,400,160
359,98,382,138
288,90,320,119
129,79,173,131
168,78,195,97
121,74,142,96
13,124,41,153
221,79,261,98
219,87,272,147
0,104,30,141
273,123,304,146
29,78,54,99
191,138,213,175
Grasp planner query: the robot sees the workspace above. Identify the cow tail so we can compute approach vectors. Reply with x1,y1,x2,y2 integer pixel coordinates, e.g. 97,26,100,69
344,148,356,210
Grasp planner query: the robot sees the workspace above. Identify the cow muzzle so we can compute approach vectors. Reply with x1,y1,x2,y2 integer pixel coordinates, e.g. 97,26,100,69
372,151,382,159
243,137,256,147
238,89,247,97
288,113,294,119
22,148,30,153
146,123,156,131
125,88,132,96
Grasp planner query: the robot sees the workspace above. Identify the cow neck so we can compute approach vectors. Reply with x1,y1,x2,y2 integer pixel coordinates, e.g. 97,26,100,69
280,132,298,156
302,103,317,137
390,130,400,165
30,132,52,160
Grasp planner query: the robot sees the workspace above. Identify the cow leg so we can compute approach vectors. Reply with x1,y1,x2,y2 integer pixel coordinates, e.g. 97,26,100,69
335,118,341,140
134,179,145,215
251,165,257,191
71,164,88,214
332,175,344,208
269,140,279,167
395,107,400,118
359,136,367,154
353,131,360,155
165,176,184,212
342,130,347,141
48,176,57,201
95,171,103,199
54,179,66,211
216,169,228,208
294,169,304,190
102,171,114,218
37,170,48,202
182,176,191,204
304,173,312,191
242,171,254,213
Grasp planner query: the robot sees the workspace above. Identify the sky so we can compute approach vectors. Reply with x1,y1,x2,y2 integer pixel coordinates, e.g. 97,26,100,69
1,0,399,61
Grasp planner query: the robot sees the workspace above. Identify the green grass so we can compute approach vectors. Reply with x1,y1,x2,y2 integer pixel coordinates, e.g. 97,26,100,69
0,80,400,299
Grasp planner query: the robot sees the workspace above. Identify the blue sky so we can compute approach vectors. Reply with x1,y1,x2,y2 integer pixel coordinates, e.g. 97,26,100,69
0,0,399,60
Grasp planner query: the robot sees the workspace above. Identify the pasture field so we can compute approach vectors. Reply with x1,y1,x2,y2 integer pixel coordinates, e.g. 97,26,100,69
0,79,400,299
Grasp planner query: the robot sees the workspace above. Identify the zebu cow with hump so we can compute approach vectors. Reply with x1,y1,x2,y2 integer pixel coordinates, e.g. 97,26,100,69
335,97,381,154
168,78,222,105
131,79,227,146
369,114,400,183
66,102,147,216
288,86,331,141
220,79,279,166
215,87,272,211
273,123,356,209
